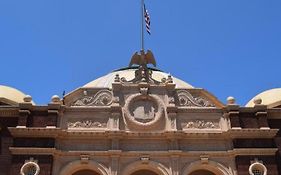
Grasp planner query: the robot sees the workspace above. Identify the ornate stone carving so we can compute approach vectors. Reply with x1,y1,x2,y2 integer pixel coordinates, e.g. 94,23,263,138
183,120,219,129
124,94,165,129
176,90,215,107
68,120,107,129
72,90,113,106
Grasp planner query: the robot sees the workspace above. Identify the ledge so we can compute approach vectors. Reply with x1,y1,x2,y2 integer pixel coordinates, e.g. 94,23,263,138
9,148,278,157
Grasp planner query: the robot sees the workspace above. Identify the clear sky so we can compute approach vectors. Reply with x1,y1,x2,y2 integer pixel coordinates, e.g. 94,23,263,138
1,0,281,105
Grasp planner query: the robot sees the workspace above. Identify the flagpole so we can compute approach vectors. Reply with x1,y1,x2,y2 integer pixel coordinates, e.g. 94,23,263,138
141,0,144,51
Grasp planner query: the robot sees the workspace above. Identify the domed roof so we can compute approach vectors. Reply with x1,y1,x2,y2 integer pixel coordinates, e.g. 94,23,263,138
246,88,281,108
83,67,194,89
0,85,30,105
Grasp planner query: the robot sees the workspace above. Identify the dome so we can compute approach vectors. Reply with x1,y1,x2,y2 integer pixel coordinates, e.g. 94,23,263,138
83,67,194,89
0,85,29,105
246,88,281,108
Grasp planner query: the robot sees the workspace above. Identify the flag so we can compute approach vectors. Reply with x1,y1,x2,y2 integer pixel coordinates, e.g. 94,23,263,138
144,4,151,35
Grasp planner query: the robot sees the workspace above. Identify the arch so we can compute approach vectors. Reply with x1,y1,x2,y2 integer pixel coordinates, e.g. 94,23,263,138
121,160,171,175
182,160,233,175
189,170,215,175
131,169,159,175
72,169,100,175
59,160,109,175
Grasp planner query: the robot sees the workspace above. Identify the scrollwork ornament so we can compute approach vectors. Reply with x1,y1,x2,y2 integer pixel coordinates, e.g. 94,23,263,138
176,90,215,107
72,90,113,106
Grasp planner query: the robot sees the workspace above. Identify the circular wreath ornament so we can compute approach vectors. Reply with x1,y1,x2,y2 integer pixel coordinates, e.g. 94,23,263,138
124,94,165,130
249,162,267,175
20,161,40,175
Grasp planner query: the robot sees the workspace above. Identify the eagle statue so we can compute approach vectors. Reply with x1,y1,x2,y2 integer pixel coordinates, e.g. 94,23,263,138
129,50,156,67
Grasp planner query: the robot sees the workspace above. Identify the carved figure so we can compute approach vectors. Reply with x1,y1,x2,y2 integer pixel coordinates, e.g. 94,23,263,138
129,50,156,68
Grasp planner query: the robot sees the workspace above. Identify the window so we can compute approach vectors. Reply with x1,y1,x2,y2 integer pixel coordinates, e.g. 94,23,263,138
20,161,40,175
249,161,267,175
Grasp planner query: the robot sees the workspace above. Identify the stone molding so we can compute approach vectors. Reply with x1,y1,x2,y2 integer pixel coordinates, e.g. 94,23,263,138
8,127,279,139
9,147,278,157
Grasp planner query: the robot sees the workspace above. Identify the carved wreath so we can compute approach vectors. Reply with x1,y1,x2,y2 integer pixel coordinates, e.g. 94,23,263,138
123,94,165,130
72,90,113,106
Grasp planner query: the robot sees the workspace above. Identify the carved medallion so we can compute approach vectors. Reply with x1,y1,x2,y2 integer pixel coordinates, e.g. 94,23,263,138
72,90,113,106
124,94,165,129
129,98,157,123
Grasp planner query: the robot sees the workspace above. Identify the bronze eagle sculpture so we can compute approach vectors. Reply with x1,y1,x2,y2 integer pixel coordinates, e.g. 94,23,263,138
129,50,156,67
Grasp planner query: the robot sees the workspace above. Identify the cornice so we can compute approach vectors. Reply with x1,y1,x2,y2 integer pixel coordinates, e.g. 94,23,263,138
8,127,279,139
9,148,277,157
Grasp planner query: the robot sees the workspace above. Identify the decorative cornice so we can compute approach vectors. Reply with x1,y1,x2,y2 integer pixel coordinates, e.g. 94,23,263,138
9,148,277,157
8,127,278,139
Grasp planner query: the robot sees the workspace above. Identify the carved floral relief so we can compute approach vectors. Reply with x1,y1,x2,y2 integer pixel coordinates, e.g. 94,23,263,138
183,120,219,129
68,120,107,129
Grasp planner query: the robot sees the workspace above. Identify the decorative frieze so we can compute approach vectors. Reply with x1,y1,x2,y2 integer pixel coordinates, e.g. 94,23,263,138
68,120,107,129
183,120,219,129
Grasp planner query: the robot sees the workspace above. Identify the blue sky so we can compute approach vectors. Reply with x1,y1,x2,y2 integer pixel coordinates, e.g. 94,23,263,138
1,0,281,105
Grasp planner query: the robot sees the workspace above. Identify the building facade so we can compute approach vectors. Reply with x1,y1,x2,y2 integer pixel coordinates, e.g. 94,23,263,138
0,63,281,175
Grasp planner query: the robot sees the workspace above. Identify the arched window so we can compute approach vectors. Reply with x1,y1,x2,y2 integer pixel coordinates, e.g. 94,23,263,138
189,170,216,175
72,169,100,175
131,170,159,175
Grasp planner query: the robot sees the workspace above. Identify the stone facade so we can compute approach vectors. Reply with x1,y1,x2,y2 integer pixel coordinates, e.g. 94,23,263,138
0,67,281,175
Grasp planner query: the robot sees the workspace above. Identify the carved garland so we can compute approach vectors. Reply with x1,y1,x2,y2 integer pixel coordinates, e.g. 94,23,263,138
68,120,107,129
72,90,113,106
183,120,219,129
176,90,215,107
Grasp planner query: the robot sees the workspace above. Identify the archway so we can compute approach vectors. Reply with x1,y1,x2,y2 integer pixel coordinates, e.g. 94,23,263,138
182,160,233,175
121,160,170,175
189,170,216,175
59,160,109,175
131,170,159,175
72,169,100,175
